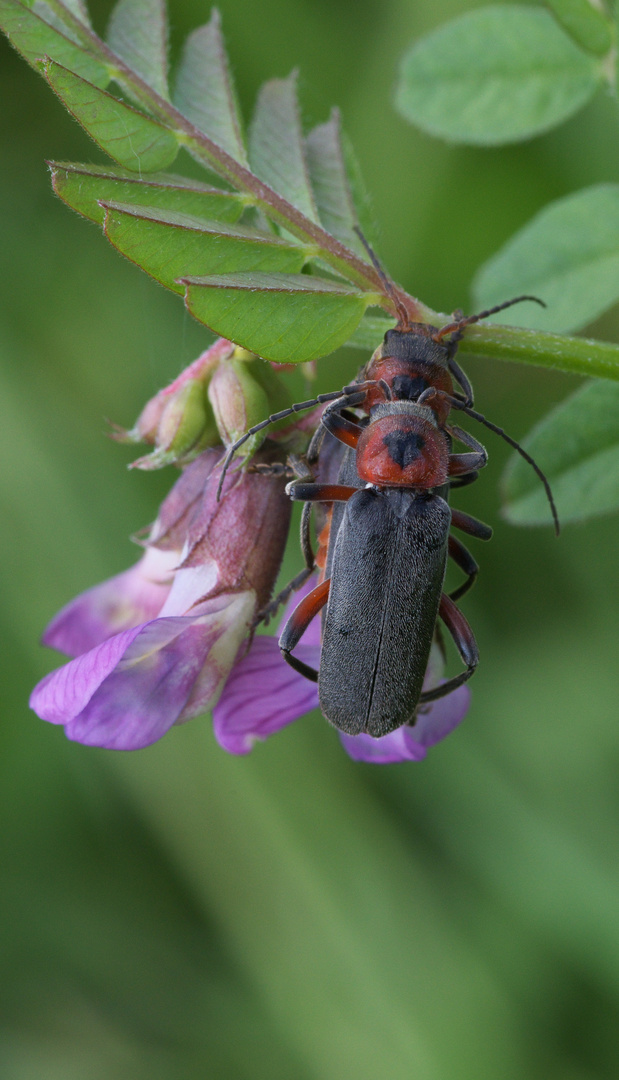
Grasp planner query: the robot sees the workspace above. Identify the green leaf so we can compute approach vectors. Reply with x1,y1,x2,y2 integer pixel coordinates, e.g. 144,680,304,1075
182,272,373,362
102,204,310,292
503,379,619,525
545,0,612,57
305,108,377,258
472,184,619,333
339,126,381,253
249,72,319,222
0,0,109,86
395,5,602,146
173,9,247,165
106,0,168,99
343,312,395,350
49,161,245,225
51,0,91,28
44,59,180,171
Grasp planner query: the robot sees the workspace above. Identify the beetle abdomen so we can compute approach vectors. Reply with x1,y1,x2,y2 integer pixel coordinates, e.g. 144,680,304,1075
318,488,451,737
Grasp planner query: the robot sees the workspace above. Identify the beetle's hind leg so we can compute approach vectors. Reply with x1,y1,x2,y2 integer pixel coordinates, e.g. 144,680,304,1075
448,535,479,602
447,508,493,601
418,593,479,704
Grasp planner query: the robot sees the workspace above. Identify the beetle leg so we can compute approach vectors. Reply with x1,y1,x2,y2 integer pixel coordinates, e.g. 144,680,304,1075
418,593,479,703
448,452,487,476
450,507,492,541
448,424,488,457
255,566,314,627
321,408,363,448
279,578,331,682
246,462,296,478
448,535,479,601
446,422,488,475
449,469,479,490
447,356,474,407
443,312,475,406
286,481,358,503
255,497,321,627
307,421,327,467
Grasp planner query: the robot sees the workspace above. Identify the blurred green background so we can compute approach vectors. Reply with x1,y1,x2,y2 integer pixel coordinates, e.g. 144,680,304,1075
2,0,619,1076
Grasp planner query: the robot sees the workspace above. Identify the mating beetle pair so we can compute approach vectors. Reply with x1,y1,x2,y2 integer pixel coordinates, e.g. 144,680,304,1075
220,290,558,740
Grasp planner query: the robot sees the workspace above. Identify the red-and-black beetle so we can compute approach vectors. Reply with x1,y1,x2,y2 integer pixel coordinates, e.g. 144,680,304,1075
218,293,558,739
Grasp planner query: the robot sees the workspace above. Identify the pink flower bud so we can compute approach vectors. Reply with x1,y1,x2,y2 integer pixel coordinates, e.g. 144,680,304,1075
113,339,234,469
207,352,293,453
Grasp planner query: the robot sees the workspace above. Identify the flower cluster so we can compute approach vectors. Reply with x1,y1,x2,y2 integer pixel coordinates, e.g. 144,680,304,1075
30,344,470,763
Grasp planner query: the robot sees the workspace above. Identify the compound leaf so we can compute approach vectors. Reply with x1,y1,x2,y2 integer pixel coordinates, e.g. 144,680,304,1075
396,5,601,145
343,312,395,350
106,0,168,99
183,272,373,361
473,184,619,333
249,72,318,223
102,204,310,291
174,9,247,165
45,59,180,171
0,0,109,85
49,160,245,224
503,380,619,525
306,109,378,258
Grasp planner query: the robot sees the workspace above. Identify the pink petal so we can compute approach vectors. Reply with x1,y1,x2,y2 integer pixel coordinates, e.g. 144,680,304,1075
31,592,256,751
42,547,178,657
65,617,218,749
340,684,471,763
213,635,319,755
31,623,147,723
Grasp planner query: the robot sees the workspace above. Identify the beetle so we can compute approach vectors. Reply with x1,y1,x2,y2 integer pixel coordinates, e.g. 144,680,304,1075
217,288,558,737
277,392,491,736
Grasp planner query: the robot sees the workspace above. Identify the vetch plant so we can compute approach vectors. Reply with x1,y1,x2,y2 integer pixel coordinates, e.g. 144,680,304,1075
4,0,619,758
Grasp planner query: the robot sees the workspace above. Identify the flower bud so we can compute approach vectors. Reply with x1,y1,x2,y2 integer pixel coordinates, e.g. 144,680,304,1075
208,348,293,455
113,339,234,469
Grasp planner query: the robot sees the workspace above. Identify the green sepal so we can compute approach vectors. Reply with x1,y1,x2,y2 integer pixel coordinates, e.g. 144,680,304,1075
130,379,219,471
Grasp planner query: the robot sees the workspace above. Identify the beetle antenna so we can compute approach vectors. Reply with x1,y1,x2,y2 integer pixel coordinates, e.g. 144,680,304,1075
353,226,410,327
434,295,546,342
452,401,560,536
215,383,372,500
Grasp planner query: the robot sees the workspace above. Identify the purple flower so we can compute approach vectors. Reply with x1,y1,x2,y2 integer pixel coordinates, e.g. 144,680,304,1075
31,449,292,749
213,590,470,764
31,444,469,762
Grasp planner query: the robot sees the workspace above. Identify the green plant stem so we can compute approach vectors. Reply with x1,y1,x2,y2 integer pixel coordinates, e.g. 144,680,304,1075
458,321,619,380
